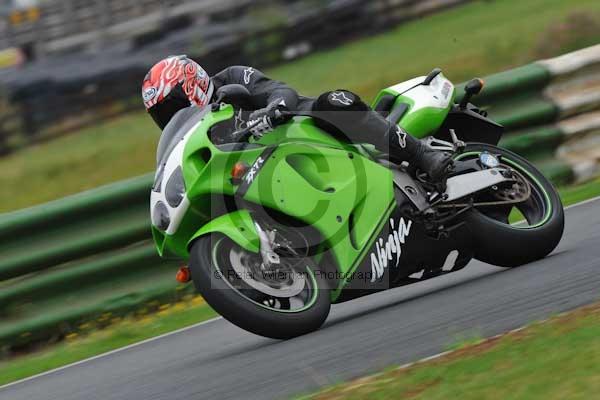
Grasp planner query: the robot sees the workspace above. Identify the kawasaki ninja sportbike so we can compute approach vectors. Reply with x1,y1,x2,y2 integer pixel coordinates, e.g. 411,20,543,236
150,69,564,339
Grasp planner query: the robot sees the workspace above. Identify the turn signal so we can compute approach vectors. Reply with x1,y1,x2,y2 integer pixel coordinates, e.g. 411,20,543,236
476,78,485,91
460,77,486,109
231,161,249,184
176,266,191,283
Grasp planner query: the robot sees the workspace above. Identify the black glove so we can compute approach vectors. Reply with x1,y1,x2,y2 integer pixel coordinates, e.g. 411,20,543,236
248,99,287,137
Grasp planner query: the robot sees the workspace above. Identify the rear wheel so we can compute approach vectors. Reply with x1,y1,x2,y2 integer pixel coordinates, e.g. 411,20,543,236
189,234,331,339
455,143,564,267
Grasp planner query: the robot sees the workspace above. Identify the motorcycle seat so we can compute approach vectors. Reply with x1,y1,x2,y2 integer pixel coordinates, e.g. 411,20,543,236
373,94,397,117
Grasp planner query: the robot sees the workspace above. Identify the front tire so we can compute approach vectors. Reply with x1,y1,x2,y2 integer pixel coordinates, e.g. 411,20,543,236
189,234,331,339
456,143,565,267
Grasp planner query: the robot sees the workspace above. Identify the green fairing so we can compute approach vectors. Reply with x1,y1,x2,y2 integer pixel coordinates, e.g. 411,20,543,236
153,104,396,300
255,116,347,148
371,88,399,110
187,210,260,253
372,80,455,138
153,105,269,258
154,77,454,300
245,127,396,286
396,97,452,138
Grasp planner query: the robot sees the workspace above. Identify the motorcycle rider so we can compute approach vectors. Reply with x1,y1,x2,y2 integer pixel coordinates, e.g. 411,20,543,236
142,55,453,180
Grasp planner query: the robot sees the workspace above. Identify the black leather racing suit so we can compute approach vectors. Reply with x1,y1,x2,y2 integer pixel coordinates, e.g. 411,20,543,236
211,66,451,177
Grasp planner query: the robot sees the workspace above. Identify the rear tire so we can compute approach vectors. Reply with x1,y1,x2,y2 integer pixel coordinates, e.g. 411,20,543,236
458,143,565,267
189,234,331,339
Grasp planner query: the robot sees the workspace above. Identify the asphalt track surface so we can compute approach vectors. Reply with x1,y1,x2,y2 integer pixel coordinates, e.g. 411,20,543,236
2,198,600,400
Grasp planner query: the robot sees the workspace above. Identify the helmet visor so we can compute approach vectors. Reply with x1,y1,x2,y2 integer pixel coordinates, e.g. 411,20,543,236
148,84,191,130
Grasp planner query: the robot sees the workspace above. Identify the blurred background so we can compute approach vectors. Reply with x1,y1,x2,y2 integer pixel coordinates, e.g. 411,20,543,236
0,0,600,358
0,0,473,158
0,0,599,211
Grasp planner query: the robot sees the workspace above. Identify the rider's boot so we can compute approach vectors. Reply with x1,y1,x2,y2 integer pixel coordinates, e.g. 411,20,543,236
312,89,453,181
385,125,454,181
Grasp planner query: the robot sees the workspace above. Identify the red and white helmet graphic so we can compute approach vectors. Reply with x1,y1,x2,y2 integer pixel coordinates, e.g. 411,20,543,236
142,55,213,111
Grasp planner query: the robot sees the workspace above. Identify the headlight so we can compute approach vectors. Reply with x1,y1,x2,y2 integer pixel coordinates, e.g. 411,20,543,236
165,167,186,208
152,201,170,231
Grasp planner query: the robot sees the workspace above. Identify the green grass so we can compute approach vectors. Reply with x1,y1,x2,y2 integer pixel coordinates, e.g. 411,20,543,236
306,303,600,400
0,296,216,386
271,0,600,97
2,0,600,212
0,113,158,212
558,176,600,206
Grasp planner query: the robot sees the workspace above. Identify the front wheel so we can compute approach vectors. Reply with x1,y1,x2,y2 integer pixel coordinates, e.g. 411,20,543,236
455,143,565,267
189,234,331,339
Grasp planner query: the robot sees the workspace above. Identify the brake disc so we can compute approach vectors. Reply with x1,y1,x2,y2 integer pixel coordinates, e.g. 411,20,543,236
492,169,531,203
228,248,306,298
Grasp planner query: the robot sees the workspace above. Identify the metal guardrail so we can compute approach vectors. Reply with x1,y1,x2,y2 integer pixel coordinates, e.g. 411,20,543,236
0,173,192,348
471,44,600,183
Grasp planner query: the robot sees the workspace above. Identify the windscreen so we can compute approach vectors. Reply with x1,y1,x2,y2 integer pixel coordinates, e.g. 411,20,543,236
156,105,210,167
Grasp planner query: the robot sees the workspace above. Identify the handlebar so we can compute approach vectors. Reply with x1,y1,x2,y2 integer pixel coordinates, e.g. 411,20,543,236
229,122,257,142
228,110,292,143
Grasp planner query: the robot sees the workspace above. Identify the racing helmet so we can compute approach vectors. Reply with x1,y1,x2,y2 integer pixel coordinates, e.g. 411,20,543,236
142,55,214,129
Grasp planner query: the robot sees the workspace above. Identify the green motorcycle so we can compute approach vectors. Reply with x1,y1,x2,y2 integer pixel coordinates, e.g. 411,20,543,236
150,69,564,339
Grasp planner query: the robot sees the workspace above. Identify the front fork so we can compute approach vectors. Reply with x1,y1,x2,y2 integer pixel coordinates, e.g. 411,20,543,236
254,221,281,266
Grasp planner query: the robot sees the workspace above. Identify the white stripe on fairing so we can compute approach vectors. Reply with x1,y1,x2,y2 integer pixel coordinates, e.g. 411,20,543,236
150,116,205,235
1,195,600,391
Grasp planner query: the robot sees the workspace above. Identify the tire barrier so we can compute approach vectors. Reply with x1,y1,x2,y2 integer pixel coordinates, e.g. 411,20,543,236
456,44,600,184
